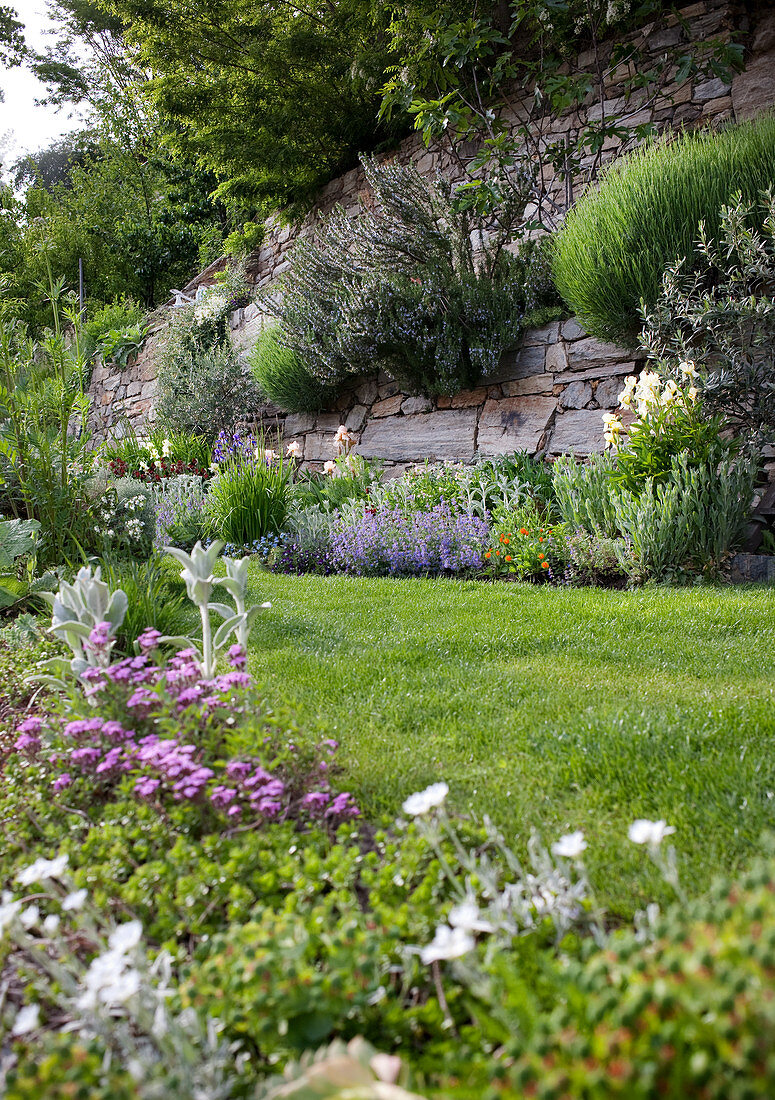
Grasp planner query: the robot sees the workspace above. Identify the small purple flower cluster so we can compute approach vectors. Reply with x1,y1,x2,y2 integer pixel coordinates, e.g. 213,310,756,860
271,536,335,576
329,502,489,576
14,639,359,828
212,430,259,468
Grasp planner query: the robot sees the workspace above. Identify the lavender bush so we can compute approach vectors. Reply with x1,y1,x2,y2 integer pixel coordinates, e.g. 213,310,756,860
329,503,489,577
152,475,208,550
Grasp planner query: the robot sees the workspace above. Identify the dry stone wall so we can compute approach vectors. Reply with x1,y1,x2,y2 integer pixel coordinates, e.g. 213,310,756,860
86,0,775,466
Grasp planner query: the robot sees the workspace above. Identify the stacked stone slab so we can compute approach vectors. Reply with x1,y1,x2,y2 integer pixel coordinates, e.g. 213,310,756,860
86,0,775,462
245,318,639,468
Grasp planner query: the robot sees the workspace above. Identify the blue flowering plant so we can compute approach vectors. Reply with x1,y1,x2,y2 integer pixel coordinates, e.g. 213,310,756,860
329,502,489,577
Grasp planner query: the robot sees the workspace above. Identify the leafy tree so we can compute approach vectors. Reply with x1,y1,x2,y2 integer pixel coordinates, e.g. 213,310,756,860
0,3,24,69
96,0,406,213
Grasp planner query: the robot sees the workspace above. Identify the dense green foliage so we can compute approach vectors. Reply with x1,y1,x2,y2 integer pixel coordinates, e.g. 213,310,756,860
249,325,334,414
99,0,404,213
552,116,775,346
641,192,775,443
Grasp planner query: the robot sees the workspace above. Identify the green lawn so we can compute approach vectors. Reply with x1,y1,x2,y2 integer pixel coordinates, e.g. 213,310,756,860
246,569,775,912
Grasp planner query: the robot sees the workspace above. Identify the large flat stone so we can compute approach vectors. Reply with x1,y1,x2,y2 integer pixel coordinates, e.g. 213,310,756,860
477,396,555,456
488,343,546,384
303,432,338,461
547,409,605,456
566,336,634,372
359,409,477,461
284,413,316,435
731,50,775,120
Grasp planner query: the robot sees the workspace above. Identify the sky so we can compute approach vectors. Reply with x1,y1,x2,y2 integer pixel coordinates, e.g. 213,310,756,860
0,1,85,168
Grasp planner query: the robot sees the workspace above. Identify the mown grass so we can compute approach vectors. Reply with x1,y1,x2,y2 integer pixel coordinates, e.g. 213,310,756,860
246,569,775,914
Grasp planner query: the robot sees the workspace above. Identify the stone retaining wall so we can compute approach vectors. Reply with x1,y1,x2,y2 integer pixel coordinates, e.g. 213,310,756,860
251,319,639,468
86,0,775,462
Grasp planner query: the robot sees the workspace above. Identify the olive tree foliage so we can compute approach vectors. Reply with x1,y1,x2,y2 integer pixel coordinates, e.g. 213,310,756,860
380,0,745,234
0,3,24,69
640,192,775,445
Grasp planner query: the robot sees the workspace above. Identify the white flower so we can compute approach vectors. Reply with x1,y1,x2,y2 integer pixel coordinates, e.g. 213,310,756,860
0,894,21,934
109,920,143,953
420,924,474,964
20,904,39,929
323,460,337,476
286,440,301,458
448,899,494,934
402,781,449,816
12,1003,40,1036
264,448,276,464
62,889,88,912
628,819,676,847
16,853,69,886
552,830,587,859
679,360,698,380
43,914,60,935
77,943,141,1010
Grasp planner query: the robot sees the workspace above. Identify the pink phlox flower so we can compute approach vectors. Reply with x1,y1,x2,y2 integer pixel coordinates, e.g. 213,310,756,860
302,791,329,811
325,792,360,818
52,773,72,792
126,688,157,710
227,804,242,818
87,621,112,649
210,785,238,807
321,739,339,752
64,718,104,738
14,733,40,753
257,798,282,817
135,777,161,798
136,629,162,654
214,671,252,692
71,747,101,767
243,768,273,789
227,644,247,669
225,760,252,779
16,717,43,735
96,747,124,774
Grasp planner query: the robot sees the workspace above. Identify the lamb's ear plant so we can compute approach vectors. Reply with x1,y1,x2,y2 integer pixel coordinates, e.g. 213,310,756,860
215,554,271,649
163,542,270,675
35,565,128,686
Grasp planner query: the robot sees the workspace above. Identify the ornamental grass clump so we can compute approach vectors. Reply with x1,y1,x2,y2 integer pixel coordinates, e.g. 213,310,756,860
552,114,775,346
330,502,489,577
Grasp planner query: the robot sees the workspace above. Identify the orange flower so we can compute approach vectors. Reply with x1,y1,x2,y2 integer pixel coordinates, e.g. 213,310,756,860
505,555,512,562
519,527,528,536
503,537,510,545
541,561,549,569
496,549,501,556
538,553,545,560
499,534,504,542
539,537,544,543
485,551,491,559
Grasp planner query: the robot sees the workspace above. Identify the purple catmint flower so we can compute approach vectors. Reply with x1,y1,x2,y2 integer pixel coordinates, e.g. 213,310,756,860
52,773,72,792
325,792,360,818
